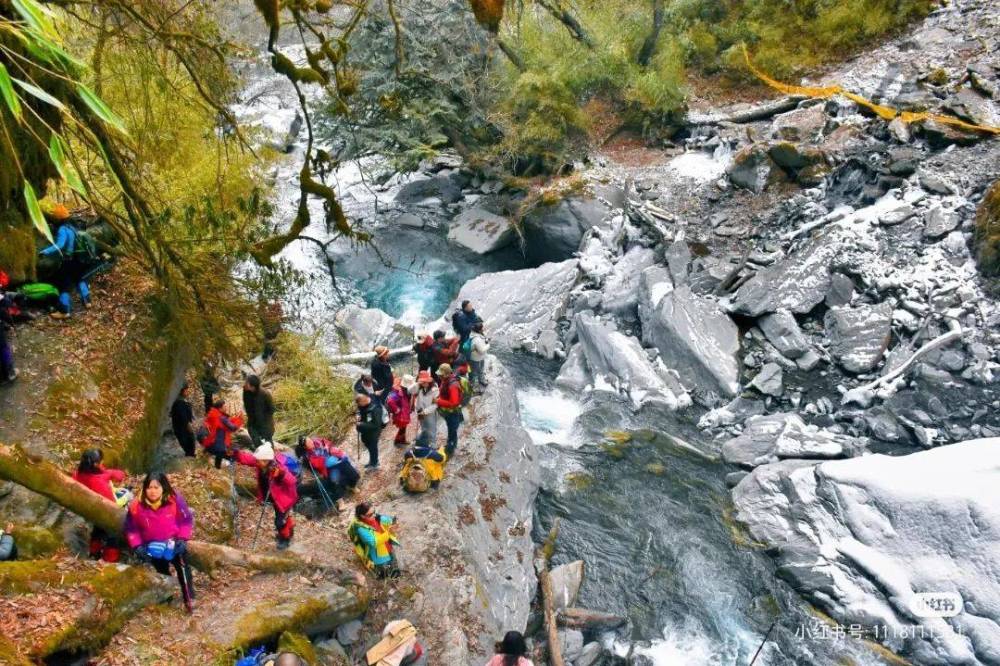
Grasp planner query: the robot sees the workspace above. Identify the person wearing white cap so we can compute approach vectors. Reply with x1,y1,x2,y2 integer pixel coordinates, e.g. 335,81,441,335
234,441,299,549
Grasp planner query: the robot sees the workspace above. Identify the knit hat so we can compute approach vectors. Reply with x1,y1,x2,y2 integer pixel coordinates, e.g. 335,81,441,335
417,370,432,383
435,363,453,377
253,442,275,462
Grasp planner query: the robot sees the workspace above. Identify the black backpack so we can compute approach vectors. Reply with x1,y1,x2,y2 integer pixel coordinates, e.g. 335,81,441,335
451,309,464,334
71,227,99,263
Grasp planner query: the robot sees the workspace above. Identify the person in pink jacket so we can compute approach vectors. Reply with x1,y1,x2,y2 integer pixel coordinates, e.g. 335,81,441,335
123,472,195,613
235,442,299,550
485,631,533,666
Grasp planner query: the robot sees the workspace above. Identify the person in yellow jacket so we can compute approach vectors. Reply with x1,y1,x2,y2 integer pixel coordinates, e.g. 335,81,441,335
348,502,400,578
399,446,447,492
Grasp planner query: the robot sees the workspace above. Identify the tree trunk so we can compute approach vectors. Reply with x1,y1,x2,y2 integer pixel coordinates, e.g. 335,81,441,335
636,0,664,67
535,0,595,48
0,442,360,580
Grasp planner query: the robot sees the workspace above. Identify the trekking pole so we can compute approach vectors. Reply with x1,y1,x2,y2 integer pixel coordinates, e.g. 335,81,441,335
748,619,778,666
308,462,335,512
250,486,271,551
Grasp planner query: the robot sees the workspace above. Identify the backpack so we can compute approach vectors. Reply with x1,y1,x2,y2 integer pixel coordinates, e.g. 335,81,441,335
276,451,302,479
18,282,59,302
451,309,464,334
72,228,99,263
458,375,473,406
401,459,430,493
458,336,473,362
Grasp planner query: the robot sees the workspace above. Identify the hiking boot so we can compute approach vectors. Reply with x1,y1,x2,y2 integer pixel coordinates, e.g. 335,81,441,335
49,311,70,320
276,539,290,551
335,499,344,512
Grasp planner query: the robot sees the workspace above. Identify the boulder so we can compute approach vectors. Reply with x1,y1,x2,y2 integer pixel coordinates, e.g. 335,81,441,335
825,272,855,307
770,104,828,142
576,641,607,666
758,310,811,359
549,560,584,611
665,240,692,285
750,362,783,397
395,212,425,228
727,145,785,193
767,142,825,170
601,246,658,318
575,313,690,410
558,629,584,663
942,88,1000,128
721,413,863,468
394,174,463,204
824,302,893,373
644,285,740,399
923,204,961,239
731,439,1000,665
448,260,579,353
918,172,957,196
731,231,846,316
698,396,767,429
555,343,590,392
446,208,514,254
333,305,414,355
522,195,618,264
637,265,674,331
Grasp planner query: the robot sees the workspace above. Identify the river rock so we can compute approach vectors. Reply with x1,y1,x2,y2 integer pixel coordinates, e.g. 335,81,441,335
732,439,1000,665
333,304,414,354
770,104,828,142
750,362,783,396
550,560,585,611
576,641,607,666
395,174,463,204
637,265,674,331
449,260,579,353
335,619,363,645
555,343,590,392
522,194,619,264
575,313,690,410
558,629,584,662
721,413,862,468
601,246,657,318
942,87,1000,128
825,272,855,307
643,285,740,399
698,396,767,429
728,145,785,193
395,212,425,228
731,231,845,316
923,203,961,239
446,208,514,254
758,310,811,359
768,142,825,171
665,240,692,285
824,302,893,373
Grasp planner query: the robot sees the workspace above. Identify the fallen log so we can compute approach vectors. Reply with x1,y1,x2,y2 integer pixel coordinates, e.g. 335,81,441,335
686,95,806,126
0,442,357,579
534,520,565,666
557,607,627,631
326,344,414,366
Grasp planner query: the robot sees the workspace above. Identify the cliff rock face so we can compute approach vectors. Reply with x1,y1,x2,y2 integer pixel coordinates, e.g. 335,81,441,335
377,359,540,662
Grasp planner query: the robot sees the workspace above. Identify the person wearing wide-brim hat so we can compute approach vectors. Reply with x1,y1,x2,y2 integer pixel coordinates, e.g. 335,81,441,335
370,345,394,405
434,363,464,457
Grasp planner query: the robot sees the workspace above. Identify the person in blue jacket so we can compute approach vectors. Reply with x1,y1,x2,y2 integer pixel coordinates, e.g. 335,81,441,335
38,207,91,319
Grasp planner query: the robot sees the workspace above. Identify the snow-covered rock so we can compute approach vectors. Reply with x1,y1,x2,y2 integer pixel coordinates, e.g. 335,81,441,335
555,343,590,391
448,260,579,353
750,362,784,396
333,304,414,354
601,246,657,318
721,413,863,468
575,313,690,410
643,285,740,399
732,439,1000,665
446,208,515,254
824,302,893,374
637,265,674,331
758,310,811,359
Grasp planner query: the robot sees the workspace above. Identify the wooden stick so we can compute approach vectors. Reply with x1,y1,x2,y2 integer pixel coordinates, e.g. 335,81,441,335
534,520,565,666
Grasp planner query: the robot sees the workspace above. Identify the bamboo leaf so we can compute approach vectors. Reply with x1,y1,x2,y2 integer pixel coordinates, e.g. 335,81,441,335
22,29,84,71
48,134,87,197
76,84,127,135
11,0,56,38
0,63,22,120
23,180,54,246
12,77,66,110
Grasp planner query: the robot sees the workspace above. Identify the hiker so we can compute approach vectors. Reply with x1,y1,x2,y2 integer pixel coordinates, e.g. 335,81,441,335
356,393,384,469
429,330,458,376
38,206,93,319
297,435,360,506
411,370,439,448
435,363,464,457
469,322,490,391
386,375,414,448
202,398,244,469
371,346,394,404
199,360,221,413
234,442,298,550
0,523,16,561
486,631,533,666
0,282,17,383
354,372,383,402
243,374,276,446
124,472,195,613
451,299,482,342
413,333,435,373
170,382,197,457
367,620,427,665
259,300,283,361
400,445,447,492
73,448,128,562
348,502,399,578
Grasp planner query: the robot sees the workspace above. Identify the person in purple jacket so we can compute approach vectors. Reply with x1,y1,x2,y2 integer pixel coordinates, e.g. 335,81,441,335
124,472,196,613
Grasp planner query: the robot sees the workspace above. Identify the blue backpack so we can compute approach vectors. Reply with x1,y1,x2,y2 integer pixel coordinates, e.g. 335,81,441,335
277,451,302,478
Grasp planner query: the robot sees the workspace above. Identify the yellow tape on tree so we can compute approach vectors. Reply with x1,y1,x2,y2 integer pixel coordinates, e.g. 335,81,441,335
741,45,1000,136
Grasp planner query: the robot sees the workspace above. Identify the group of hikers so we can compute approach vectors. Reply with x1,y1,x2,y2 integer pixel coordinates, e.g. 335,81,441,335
0,205,110,386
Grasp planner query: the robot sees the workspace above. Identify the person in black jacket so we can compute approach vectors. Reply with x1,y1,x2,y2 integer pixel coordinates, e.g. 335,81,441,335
370,346,394,404
170,382,196,457
451,300,482,342
355,393,384,470
243,374,276,446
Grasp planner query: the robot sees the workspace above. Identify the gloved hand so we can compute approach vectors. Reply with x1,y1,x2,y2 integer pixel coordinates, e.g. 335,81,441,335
134,545,150,562
173,539,187,555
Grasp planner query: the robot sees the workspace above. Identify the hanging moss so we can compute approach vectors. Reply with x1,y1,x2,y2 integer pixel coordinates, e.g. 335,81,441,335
277,631,319,665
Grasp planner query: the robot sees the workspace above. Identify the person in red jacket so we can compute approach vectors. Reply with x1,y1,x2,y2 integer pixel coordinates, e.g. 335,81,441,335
435,363,464,457
202,398,244,469
235,442,298,550
72,448,126,562
124,472,195,613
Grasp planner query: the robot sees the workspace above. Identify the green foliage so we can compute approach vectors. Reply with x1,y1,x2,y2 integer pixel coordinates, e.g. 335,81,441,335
497,72,586,174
